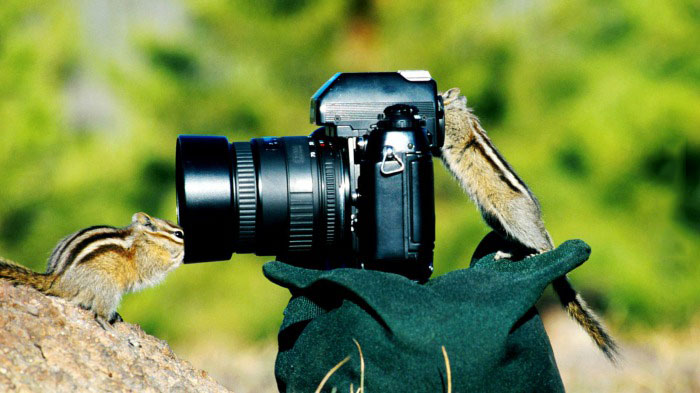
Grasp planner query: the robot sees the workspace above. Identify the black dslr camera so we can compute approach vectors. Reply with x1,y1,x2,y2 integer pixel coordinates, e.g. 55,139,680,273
176,71,444,281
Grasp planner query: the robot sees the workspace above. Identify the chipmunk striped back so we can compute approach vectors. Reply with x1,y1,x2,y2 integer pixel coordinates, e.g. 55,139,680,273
46,226,130,275
441,88,553,252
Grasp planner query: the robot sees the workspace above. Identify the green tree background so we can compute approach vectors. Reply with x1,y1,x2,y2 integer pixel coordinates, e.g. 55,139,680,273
1,0,698,363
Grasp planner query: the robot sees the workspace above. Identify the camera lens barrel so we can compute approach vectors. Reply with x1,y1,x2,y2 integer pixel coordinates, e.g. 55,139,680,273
176,134,350,264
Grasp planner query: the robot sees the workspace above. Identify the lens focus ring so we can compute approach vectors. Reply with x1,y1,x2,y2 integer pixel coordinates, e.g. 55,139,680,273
288,192,314,251
234,143,257,251
323,160,337,245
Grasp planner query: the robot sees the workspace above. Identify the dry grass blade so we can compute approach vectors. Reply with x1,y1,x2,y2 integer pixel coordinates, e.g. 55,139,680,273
352,338,365,393
315,356,351,393
442,346,452,393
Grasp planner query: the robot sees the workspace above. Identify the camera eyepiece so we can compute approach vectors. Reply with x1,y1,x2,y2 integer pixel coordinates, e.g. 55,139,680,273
379,104,422,130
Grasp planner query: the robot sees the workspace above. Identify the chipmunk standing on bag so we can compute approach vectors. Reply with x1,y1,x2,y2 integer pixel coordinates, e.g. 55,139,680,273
0,213,184,327
440,88,619,361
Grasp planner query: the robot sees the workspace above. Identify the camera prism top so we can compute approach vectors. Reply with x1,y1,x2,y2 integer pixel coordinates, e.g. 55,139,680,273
311,71,444,155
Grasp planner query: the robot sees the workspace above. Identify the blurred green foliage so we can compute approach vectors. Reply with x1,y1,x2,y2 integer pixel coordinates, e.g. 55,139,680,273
0,0,698,348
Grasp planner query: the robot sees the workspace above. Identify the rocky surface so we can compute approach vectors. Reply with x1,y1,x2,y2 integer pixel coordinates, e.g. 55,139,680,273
0,280,231,393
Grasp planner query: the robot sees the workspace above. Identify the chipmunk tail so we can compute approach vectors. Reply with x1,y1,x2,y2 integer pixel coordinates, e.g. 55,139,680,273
0,258,56,293
552,276,620,363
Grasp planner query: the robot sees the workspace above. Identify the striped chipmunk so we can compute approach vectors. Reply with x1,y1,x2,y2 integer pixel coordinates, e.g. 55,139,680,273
440,88,619,362
0,213,184,327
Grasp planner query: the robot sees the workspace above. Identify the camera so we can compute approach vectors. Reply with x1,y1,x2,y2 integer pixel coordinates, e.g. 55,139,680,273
176,71,444,281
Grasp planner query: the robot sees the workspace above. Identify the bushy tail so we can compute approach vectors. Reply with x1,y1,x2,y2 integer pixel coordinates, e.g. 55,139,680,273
0,258,56,293
552,276,620,363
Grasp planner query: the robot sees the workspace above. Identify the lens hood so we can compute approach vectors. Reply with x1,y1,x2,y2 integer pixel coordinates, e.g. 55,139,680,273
176,135,236,262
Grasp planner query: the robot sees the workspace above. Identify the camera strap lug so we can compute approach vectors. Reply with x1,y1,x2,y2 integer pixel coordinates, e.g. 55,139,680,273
380,146,405,176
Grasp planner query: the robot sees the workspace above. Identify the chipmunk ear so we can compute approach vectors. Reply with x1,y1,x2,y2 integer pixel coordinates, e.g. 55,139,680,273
442,88,468,109
132,212,154,227
440,88,461,103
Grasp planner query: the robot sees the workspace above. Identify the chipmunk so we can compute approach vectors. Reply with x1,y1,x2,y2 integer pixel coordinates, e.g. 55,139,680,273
0,212,184,328
440,88,619,361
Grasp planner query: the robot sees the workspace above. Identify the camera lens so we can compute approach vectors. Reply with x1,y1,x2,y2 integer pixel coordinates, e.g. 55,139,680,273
176,134,350,264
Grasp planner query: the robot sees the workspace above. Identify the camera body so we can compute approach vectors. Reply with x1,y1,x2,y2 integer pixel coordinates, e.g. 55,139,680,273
176,71,444,281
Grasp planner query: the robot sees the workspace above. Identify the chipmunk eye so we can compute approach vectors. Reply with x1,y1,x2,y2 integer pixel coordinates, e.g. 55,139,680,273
174,231,184,239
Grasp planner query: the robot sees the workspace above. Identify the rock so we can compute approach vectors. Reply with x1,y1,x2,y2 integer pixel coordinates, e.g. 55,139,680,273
0,280,231,392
